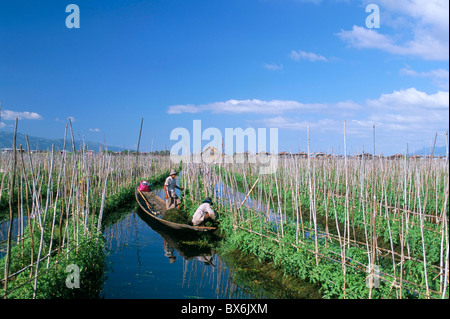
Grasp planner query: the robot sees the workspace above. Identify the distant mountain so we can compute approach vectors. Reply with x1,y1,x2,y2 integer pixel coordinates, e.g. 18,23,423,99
412,145,447,157
0,131,124,152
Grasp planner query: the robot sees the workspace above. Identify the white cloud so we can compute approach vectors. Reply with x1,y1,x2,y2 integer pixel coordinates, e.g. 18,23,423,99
166,104,201,114
290,50,328,62
337,0,449,61
167,98,361,115
255,116,339,132
366,88,448,110
1,109,43,120
400,66,449,79
337,26,396,51
168,89,448,137
261,88,448,154
180,89,446,145
168,99,324,114
168,88,448,153
264,63,283,71
400,66,449,89
363,88,449,138
337,26,449,60
374,0,448,34
89,128,100,132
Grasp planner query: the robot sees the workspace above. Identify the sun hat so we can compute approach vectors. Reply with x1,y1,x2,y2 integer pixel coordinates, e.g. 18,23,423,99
169,169,177,175
203,197,213,205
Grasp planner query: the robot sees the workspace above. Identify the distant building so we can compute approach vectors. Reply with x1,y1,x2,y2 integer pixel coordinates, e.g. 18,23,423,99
313,152,326,158
1,148,24,153
201,146,222,164
295,152,308,158
354,153,373,159
388,154,403,160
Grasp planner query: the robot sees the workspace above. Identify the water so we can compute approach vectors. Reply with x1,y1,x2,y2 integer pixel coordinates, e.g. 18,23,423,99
101,209,256,299
101,174,321,299
101,174,270,299
0,216,28,259
213,179,281,223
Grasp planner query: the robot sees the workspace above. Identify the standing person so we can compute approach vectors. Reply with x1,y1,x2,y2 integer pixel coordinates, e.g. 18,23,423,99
164,169,183,209
163,240,176,264
192,197,216,226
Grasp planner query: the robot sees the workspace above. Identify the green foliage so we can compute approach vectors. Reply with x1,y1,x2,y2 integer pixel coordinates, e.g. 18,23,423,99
162,208,190,224
213,187,448,299
1,219,107,299
216,167,448,299
0,168,170,299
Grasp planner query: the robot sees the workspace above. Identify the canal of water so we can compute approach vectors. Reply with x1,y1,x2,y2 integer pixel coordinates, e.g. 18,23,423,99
0,173,321,299
100,178,321,299
101,207,256,299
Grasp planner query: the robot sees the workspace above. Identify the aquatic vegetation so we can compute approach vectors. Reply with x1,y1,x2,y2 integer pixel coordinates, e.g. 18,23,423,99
0,130,173,299
162,208,190,224
180,154,449,299
2,124,447,299
1,221,106,298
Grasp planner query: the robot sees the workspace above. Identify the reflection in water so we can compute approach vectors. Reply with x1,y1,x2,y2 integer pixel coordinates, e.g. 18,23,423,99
164,240,176,263
180,255,255,299
101,209,257,299
102,178,320,299
0,216,29,259
213,179,280,223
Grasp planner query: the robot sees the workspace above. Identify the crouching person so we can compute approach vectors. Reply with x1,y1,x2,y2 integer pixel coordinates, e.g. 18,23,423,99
192,197,216,226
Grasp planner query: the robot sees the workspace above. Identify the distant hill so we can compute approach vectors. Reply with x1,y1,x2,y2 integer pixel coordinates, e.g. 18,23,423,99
0,131,124,152
412,145,447,157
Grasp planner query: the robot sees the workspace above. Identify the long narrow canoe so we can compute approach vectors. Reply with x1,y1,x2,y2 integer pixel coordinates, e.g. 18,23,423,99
135,187,216,233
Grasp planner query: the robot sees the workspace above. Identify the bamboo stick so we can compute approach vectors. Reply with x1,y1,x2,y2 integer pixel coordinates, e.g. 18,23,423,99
3,118,18,299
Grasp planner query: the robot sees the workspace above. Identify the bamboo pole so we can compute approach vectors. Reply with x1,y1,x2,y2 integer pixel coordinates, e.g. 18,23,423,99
32,144,54,299
97,156,112,234
134,117,144,180
415,167,430,298
3,118,18,299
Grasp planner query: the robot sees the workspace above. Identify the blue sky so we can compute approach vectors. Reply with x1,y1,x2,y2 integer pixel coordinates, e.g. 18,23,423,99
0,0,448,155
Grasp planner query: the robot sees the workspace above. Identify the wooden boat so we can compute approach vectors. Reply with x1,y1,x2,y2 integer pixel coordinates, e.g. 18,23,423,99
136,209,217,262
135,187,216,233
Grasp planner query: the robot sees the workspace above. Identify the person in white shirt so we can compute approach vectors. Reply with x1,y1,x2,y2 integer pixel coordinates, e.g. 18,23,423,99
164,169,183,209
192,197,216,226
